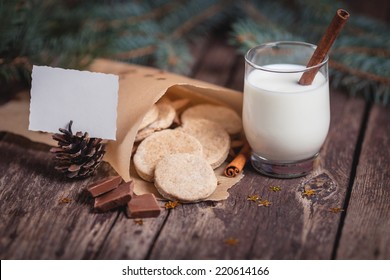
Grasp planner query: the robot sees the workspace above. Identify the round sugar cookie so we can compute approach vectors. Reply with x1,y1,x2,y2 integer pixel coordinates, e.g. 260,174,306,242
181,104,242,135
135,103,176,142
135,126,155,142
154,153,218,202
178,119,230,169
138,104,159,130
149,103,176,130
133,130,203,182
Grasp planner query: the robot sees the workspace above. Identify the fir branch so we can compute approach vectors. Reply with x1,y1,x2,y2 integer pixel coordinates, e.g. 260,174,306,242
1,0,389,105
113,45,156,60
230,0,390,104
329,60,390,86
0,56,31,68
333,47,390,57
240,2,275,26
108,1,180,28
171,0,232,38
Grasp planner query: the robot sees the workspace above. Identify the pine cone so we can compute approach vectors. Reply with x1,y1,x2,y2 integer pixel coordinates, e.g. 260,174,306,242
50,121,106,179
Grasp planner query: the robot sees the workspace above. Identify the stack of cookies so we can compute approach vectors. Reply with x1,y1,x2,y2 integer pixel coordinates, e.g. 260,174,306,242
132,98,242,203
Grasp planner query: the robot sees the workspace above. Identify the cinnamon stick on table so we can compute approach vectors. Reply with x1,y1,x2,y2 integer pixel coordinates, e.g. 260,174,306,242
224,141,251,177
299,9,350,85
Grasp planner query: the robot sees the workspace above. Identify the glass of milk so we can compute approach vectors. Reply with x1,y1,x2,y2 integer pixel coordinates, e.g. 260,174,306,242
243,41,330,178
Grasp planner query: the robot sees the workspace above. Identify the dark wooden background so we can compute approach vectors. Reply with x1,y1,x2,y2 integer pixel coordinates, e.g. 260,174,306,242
0,1,389,260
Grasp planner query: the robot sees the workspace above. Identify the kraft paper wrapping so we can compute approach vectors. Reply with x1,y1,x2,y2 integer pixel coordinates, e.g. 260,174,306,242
0,59,244,201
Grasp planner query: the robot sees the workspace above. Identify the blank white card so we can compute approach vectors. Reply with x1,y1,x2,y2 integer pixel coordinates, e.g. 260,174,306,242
29,65,119,140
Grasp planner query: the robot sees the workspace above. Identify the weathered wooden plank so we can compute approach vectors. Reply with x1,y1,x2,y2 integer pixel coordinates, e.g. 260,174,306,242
0,33,376,260
191,35,238,86
0,36,230,260
95,204,168,259
146,46,367,259
95,36,239,260
225,55,245,92
249,90,366,259
336,104,390,259
0,134,118,259
189,34,212,76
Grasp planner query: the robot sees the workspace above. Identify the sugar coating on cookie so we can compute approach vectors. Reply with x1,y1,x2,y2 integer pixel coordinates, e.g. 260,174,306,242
178,119,230,169
138,104,159,130
154,153,217,202
135,126,155,142
135,103,176,142
148,103,176,130
133,130,203,182
181,104,242,135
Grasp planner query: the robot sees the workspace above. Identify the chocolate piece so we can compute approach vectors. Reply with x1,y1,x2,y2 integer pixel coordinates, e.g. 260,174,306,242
87,176,122,197
126,193,161,218
94,181,134,212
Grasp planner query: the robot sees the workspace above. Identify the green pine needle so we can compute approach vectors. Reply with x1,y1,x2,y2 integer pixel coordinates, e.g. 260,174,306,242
0,0,388,104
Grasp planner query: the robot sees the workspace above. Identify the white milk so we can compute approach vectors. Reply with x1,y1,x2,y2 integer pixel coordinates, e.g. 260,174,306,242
243,64,330,162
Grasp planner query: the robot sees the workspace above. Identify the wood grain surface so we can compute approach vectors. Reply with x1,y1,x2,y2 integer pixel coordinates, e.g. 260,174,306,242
336,104,390,259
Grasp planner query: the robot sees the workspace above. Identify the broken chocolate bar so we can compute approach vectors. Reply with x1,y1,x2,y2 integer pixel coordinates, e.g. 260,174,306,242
94,181,134,212
126,193,161,218
86,176,123,197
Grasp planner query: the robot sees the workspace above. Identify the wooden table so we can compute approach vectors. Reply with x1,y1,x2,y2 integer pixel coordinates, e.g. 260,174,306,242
0,34,389,260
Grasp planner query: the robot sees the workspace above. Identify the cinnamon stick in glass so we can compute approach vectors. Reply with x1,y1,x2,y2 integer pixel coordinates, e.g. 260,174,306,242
224,141,251,177
299,9,350,85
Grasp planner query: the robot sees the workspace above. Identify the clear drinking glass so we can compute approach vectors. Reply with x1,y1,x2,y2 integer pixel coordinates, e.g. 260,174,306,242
243,41,330,178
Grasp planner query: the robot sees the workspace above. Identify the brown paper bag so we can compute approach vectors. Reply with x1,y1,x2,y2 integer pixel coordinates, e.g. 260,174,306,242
0,59,244,201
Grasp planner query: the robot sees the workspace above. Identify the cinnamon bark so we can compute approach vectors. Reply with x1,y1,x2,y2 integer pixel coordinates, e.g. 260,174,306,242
299,9,350,85
224,141,251,177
